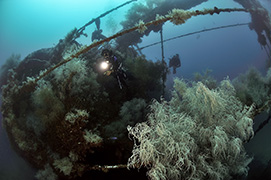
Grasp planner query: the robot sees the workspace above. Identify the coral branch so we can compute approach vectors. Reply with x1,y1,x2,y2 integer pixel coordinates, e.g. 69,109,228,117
88,164,127,173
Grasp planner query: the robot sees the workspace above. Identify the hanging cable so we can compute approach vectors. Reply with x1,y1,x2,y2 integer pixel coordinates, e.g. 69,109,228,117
160,26,166,96
74,0,137,40
139,23,249,50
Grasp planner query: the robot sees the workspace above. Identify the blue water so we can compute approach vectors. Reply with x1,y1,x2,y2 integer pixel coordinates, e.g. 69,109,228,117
0,0,270,179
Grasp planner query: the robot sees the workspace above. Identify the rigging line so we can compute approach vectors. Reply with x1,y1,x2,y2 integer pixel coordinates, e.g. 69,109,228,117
139,23,250,50
160,26,166,96
75,0,137,39
254,113,271,137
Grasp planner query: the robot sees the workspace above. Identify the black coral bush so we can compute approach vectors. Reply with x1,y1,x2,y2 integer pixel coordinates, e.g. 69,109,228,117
128,78,254,180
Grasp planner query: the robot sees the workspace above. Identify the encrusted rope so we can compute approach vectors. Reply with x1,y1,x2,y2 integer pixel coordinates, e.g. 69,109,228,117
25,7,249,90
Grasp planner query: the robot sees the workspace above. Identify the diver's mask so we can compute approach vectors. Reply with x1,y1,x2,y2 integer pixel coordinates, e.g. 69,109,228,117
102,51,110,60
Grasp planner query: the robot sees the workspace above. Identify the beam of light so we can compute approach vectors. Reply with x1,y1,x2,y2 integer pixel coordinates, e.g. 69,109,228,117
101,61,109,70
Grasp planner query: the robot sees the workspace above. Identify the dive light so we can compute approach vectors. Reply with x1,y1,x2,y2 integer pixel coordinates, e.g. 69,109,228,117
100,61,109,70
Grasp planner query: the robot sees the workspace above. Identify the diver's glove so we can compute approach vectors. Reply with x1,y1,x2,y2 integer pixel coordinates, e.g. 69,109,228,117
104,70,113,76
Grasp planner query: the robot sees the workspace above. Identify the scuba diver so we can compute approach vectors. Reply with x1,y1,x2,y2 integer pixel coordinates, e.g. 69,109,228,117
91,18,107,42
169,53,181,74
100,49,128,89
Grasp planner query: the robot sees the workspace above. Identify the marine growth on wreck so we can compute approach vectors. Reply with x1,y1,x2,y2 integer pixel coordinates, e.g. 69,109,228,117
0,0,271,180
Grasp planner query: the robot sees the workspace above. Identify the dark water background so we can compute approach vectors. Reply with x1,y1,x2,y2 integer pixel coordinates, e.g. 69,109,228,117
0,0,271,179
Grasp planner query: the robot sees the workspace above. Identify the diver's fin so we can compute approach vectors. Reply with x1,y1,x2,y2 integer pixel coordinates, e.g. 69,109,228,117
117,75,123,89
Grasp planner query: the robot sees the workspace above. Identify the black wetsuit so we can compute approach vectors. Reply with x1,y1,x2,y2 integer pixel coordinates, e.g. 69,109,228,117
105,53,127,89
169,54,181,74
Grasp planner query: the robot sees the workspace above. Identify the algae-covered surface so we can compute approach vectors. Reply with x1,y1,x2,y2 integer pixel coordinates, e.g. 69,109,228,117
0,0,271,179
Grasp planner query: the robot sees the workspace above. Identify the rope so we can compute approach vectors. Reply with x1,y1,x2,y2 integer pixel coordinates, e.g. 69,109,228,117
75,0,137,39
20,8,250,90
139,23,250,50
160,26,166,96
